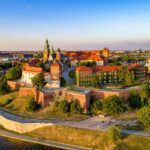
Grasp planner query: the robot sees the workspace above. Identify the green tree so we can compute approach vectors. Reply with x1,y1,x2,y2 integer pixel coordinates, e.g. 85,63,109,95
0,76,10,95
27,97,41,112
5,65,22,81
127,91,141,109
90,97,102,114
91,75,101,88
70,100,82,113
118,66,135,86
140,83,150,105
69,70,75,79
108,126,121,144
58,100,69,113
102,96,127,115
31,73,46,90
137,106,150,127
60,77,66,87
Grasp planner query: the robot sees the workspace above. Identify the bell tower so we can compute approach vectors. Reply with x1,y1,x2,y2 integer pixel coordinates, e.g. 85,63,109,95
43,39,50,62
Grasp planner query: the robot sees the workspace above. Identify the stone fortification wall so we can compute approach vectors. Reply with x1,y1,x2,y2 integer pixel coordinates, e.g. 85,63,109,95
0,115,53,134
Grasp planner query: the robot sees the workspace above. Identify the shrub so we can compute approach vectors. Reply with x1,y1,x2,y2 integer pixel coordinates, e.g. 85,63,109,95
70,100,82,113
108,126,121,145
58,100,70,113
102,96,127,115
90,97,102,115
127,92,141,109
137,106,150,127
27,97,41,112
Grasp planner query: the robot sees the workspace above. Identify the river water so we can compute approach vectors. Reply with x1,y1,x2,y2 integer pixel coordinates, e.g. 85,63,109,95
0,136,64,150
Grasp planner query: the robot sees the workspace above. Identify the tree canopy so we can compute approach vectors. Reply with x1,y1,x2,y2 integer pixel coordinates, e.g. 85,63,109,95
137,106,150,127
108,126,121,144
118,66,135,86
127,91,141,109
31,73,46,90
0,76,10,95
140,83,150,105
5,65,22,81
90,96,102,114
102,96,127,115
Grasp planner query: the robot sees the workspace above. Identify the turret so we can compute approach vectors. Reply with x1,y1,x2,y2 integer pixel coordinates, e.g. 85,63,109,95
50,61,62,81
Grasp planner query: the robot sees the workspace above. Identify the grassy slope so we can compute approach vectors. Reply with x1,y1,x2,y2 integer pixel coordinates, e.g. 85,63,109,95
27,125,150,150
0,91,89,121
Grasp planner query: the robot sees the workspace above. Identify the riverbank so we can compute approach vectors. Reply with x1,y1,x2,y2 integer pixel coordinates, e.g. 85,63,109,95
0,135,56,150
0,128,91,150
27,125,150,150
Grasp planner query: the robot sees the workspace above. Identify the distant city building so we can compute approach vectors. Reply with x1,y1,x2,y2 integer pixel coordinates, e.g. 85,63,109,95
64,47,109,67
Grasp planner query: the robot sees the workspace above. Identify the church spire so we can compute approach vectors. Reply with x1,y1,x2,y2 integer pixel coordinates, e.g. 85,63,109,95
50,45,55,55
43,38,50,62
44,38,50,53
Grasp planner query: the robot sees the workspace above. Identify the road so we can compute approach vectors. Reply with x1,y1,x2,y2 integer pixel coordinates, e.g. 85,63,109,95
62,67,74,83
0,129,92,150
121,129,150,137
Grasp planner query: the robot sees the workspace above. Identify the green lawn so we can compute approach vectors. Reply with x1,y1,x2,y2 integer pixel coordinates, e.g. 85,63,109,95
113,111,137,121
27,125,150,150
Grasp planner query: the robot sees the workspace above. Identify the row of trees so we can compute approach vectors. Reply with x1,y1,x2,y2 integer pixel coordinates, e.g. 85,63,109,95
0,62,12,70
90,96,127,115
77,61,97,67
89,83,150,127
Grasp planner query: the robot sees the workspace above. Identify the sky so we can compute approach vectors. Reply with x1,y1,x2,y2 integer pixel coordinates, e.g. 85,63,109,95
0,0,150,50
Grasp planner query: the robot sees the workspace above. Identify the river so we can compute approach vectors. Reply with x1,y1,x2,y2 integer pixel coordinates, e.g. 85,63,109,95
0,136,64,150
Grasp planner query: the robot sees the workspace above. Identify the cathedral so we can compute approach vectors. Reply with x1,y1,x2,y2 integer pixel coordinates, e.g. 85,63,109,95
21,39,62,88
43,39,58,62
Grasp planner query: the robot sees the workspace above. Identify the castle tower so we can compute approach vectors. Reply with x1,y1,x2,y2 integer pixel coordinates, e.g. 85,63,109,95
43,39,50,62
103,47,109,58
56,48,61,61
147,58,150,73
50,61,62,81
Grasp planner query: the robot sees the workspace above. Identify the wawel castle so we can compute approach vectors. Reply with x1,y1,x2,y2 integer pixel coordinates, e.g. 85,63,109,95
21,39,62,88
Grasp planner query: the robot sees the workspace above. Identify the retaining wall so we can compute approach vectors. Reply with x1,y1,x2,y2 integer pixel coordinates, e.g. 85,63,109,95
0,115,53,134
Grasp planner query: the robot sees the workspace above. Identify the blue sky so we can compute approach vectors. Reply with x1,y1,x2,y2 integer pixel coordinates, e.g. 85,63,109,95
0,0,150,50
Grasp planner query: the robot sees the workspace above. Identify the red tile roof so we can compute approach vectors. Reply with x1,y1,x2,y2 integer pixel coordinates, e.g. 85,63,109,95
23,65,43,73
93,66,120,72
71,55,103,61
76,65,120,72
76,66,93,72
128,64,144,70
76,63,144,73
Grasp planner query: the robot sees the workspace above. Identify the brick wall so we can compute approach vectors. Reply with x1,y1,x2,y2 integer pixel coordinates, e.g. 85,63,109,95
7,81,21,90
92,90,129,99
18,87,132,112
19,87,36,97
62,90,91,112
